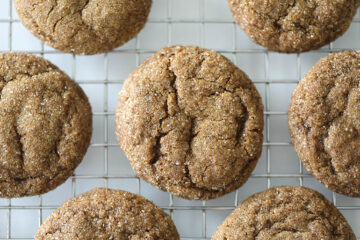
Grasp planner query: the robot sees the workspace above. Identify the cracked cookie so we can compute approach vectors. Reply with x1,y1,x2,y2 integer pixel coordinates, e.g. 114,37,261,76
228,0,360,53
289,51,360,197
116,46,264,200
0,52,92,198
35,188,179,240
14,0,152,55
212,186,356,239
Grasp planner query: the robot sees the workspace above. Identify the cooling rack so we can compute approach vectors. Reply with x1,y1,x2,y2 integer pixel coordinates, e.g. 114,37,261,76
0,0,359,239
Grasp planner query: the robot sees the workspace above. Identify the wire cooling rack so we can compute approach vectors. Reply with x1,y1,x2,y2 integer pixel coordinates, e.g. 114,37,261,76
0,0,360,239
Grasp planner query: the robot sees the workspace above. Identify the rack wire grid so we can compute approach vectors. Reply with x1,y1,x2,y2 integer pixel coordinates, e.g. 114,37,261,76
0,0,360,239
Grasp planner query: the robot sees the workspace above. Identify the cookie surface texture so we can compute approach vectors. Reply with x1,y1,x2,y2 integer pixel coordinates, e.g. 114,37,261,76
35,188,179,240
228,0,360,53
116,45,264,200
289,51,360,197
0,52,92,198
14,0,152,55
212,186,356,240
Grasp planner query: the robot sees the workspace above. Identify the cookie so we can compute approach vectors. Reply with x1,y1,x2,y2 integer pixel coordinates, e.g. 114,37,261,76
35,188,179,239
0,52,92,198
228,0,360,53
116,45,264,200
14,0,152,55
212,186,356,240
289,51,360,197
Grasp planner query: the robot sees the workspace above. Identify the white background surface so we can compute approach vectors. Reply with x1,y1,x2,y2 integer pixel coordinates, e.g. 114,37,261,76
0,0,360,239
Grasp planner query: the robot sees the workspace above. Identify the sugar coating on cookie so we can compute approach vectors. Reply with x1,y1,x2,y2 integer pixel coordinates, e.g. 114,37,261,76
212,186,356,240
116,46,264,200
14,0,152,55
0,52,92,198
289,51,360,197
228,0,360,53
35,188,179,240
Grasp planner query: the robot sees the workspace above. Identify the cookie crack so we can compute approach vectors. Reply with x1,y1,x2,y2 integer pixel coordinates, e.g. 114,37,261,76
14,122,25,166
2,85,73,175
3,70,54,83
323,88,353,175
235,108,249,146
52,15,66,33
83,0,91,8
54,91,72,162
167,66,200,187
147,50,263,196
253,204,338,238
246,1,322,50
149,63,181,167
169,69,179,108
184,117,197,187
29,17,56,43
78,0,112,45
46,0,58,32
150,133,166,165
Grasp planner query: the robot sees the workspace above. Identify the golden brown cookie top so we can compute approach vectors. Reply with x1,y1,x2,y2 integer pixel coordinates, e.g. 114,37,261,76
289,51,360,197
228,0,359,53
14,0,152,55
35,188,179,240
0,52,92,198
212,186,356,240
116,45,264,200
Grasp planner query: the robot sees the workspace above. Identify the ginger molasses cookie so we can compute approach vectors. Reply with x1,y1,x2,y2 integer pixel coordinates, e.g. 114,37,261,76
0,52,92,198
228,0,360,53
116,46,264,200
289,51,360,197
35,188,179,240
14,0,152,55
212,186,356,240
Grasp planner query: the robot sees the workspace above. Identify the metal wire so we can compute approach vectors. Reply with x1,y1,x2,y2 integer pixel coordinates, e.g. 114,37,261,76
1,1,360,239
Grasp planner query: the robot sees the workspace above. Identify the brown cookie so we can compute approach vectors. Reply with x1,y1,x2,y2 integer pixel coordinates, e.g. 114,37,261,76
35,188,179,240
289,51,360,197
228,0,360,53
116,45,264,200
14,0,152,55
212,186,356,240
0,52,92,198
